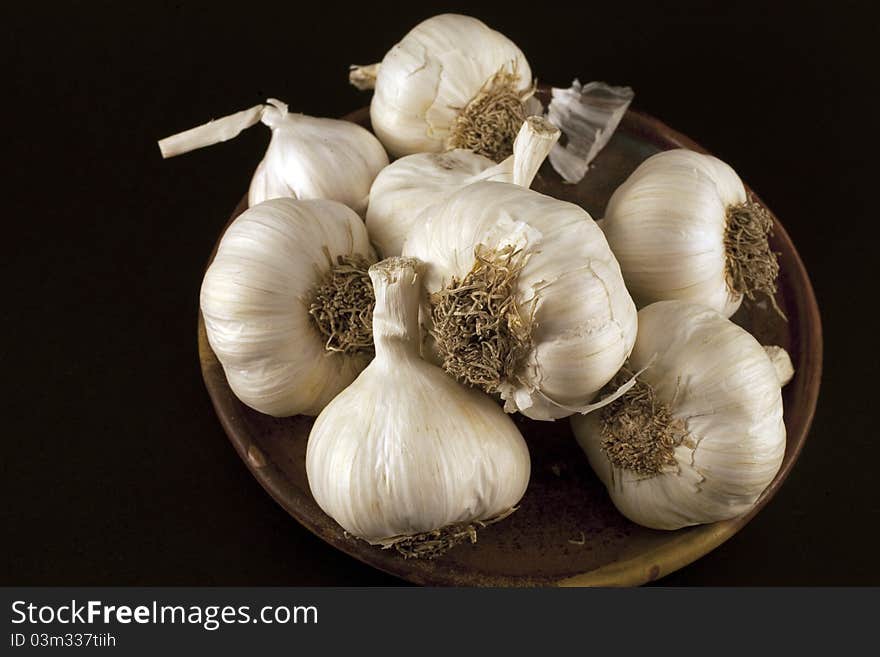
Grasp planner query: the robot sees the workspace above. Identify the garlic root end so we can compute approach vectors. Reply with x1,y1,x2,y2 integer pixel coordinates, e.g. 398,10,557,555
374,507,518,560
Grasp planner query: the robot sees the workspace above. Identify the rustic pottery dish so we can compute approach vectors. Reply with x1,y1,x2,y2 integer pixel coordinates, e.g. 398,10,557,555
197,95,822,586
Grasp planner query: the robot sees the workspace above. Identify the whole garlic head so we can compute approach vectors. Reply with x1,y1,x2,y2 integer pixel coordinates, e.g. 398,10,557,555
306,257,530,555
247,100,388,214
367,116,560,257
200,198,376,417
403,181,638,421
572,300,789,530
602,149,780,317
159,99,389,216
359,14,534,160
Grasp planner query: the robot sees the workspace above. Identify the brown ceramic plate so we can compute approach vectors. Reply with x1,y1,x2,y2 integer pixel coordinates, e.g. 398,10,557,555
197,100,822,586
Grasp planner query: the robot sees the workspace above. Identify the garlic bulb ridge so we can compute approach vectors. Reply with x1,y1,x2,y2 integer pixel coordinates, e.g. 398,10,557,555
403,181,638,421
306,257,531,556
602,149,780,317
572,300,790,530
200,198,376,417
159,99,388,215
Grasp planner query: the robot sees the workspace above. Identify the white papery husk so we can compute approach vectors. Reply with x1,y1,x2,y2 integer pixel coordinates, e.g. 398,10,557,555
403,181,638,421
306,257,530,546
200,198,374,417
571,300,787,530
363,14,533,158
366,116,560,257
602,149,749,317
158,99,388,216
546,80,634,184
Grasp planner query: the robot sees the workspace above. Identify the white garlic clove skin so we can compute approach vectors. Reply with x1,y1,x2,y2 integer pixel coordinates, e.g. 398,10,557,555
200,198,374,417
306,257,530,545
367,117,560,258
366,149,496,258
571,300,787,530
248,102,389,216
404,181,638,421
602,149,749,317
368,14,532,158
157,99,388,217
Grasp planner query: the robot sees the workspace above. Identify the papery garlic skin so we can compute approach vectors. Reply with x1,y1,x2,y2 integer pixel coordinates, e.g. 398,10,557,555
602,149,750,317
367,150,495,257
546,80,634,184
403,181,638,421
159,99,388,216
367,14,532,158
200,198,374,417
306,257,530,546
572,300,787,530
367,117,560,257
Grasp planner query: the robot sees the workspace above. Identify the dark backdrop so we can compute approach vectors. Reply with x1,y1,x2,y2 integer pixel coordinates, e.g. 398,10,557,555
2,1,875,585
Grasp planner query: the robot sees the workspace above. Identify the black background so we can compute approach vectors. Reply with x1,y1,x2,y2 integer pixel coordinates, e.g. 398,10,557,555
2,1,876,585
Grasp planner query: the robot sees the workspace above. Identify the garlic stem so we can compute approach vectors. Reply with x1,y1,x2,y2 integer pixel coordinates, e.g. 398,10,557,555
511,116,561,187
349,63,380,90
258,98,289,127
158,104,264,158
763,345,795,386
368,257,422,359
157,99,291,159
481,116,560,187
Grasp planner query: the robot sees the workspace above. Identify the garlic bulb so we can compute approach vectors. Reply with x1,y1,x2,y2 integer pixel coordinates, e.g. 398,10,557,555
572,300,790,530
158,99,388,215
306,257,530,557
367,116,560,257
350,14,534,161
403,181,638,421
200,198,376,417
602,149,780,317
